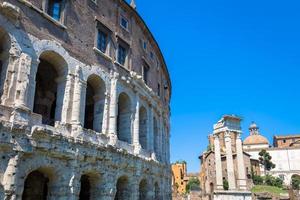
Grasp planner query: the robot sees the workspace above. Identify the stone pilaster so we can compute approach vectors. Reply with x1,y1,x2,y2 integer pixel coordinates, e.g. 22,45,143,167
1,51,20,106
15,53,31,109
236,133,247,190
60,73,74,124
133,95,141,154
108,74,118,145
101,92,110,134
225,131,236,190
71,66,85,126
214,134,224,190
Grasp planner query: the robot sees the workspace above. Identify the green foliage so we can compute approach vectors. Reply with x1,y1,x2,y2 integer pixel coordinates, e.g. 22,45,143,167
186,177,200,193
223,179,229,190
291,176,300,190
259,149,276,174
264,175,283,188
252,175,264,185
252,174,283,188
252,185,288,196
174,160,187,165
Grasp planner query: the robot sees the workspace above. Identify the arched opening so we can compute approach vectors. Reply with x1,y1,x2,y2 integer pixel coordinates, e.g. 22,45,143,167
139,179,148,200
115,176,130,200
154,182,160,200
33,51,67,126
153,117,159,156
117,93,132,143
79,175,91,200
79,172,101,200
139,106,148,149
0,28,10,100
22,169,54,200
84,74,106,132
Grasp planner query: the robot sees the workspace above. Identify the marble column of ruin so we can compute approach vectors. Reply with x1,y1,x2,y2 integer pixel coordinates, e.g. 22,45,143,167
236,133,247,190
133,95,141,154
214,134,224,190
225,131,237,190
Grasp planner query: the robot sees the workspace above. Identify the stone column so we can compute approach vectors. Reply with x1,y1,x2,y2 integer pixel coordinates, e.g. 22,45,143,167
108,74,118,145
1,50,20,106
133,95,141,154
225,131,236,190
3,153,23,200
101,92,110,134
71,66,85,126
60,72,74,124
236,133,247,190
214,134,224,190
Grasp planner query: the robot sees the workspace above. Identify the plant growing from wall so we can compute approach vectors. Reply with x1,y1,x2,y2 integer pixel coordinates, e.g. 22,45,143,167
258,149,276,174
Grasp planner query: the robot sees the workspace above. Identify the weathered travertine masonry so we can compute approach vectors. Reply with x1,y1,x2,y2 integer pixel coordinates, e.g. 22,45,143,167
0,0,172,199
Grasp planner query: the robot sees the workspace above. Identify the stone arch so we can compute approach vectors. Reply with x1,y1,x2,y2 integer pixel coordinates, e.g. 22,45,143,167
33,50,67,126
79,171,101,200
139,106,148,149
0,27,11,101
115,176,130,200
153,116,159,156
117,92,132,143
22,167,56,200
2,155,66,199
154,182,160,200
84,74,106,132
139,179,149,200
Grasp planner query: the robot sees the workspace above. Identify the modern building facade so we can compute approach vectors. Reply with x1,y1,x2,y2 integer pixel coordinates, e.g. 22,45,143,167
0,0,171,199
243,123,300,186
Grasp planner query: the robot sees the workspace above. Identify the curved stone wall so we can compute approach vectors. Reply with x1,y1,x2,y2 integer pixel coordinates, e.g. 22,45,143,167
0,0,171,199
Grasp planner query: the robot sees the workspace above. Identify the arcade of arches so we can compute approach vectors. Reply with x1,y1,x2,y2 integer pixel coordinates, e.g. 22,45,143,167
0,16,171,199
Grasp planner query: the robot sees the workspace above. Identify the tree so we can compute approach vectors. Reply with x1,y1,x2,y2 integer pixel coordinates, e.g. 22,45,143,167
291,175,300,190
258,149,276,174
223,179,229,190
186,177,200,193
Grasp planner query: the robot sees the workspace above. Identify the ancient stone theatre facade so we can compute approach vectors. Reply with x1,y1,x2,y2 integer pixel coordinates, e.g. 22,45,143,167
0,0,171,199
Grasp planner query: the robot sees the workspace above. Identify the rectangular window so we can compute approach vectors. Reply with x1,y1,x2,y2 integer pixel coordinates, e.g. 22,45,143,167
143,65,149,85
97,30,108,53
47,0,63,21
118,44,127,65
120,16,129,30
150,51,154,59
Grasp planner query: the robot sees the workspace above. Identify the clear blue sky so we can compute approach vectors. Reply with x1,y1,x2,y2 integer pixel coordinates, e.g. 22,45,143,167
135,0,300,172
